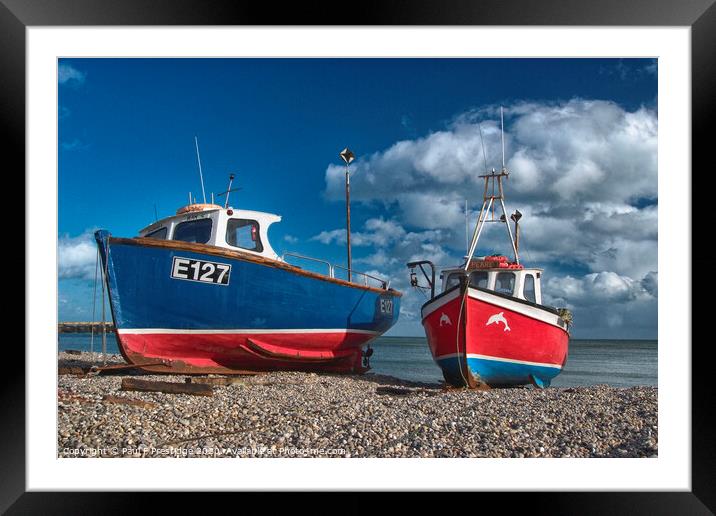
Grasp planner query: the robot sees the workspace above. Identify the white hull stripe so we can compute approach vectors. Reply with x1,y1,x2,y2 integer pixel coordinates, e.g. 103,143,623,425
422,286,563,329
467,288,563,328
117,328,380,336
421,288,461,319
435,352,563,370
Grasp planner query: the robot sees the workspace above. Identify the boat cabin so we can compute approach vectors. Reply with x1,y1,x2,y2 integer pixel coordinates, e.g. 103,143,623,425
440,258,543,305
138,202,392,290
138,203,281,261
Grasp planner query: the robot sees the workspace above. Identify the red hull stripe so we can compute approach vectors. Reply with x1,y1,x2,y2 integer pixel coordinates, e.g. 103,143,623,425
435,352,563,369
118,331,374,371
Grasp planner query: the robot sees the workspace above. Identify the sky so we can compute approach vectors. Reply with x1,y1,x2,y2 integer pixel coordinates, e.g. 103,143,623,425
58,58,658,338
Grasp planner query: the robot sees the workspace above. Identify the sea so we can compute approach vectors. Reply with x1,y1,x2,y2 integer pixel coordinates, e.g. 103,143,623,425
58,333,657,388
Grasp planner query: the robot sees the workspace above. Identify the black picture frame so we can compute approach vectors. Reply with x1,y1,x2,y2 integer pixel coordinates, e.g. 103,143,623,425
3,0,712,512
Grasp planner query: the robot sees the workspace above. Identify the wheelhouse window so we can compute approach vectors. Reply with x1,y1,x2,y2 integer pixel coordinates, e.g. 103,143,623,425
144,227,167,240
495,272,516,296
523,274,536,303
172,218,213,244
226,219,263,252
469,271,488,289
445,272,463,291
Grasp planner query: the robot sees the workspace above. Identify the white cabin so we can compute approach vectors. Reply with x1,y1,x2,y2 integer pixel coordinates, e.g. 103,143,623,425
138,203,281,261
440,264,543,305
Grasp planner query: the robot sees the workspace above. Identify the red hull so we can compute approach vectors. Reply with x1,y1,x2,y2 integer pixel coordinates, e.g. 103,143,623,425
422,285,569,386
115,330,376,374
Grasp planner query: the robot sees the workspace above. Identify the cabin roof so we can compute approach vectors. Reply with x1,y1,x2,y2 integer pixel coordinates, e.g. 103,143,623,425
441,266,544,273
139,205,281,235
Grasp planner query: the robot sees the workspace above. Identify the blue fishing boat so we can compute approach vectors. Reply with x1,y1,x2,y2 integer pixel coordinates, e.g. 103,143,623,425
95,180,401,374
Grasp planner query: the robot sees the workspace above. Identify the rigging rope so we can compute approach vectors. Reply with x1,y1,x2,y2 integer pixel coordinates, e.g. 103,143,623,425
454,278,470,387
101,239,110,365
90,247,99,354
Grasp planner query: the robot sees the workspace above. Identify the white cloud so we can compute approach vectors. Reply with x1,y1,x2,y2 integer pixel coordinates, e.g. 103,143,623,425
283,234,299,244
311,217,406,248
543,271,658,338
644,61,658,75
60,139,88,151
58,63,86,85
326,99,656,209
58,231,98,280
641,271,658,297
545,271,656,307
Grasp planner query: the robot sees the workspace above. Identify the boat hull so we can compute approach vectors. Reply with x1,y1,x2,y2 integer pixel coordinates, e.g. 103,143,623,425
422,283,569,387
95,231,400,374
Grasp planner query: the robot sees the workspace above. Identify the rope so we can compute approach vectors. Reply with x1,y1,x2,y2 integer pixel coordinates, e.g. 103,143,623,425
416,287,428,300
517,233,534,265
90,247,99,354
454,279,470,387
101,238,110,365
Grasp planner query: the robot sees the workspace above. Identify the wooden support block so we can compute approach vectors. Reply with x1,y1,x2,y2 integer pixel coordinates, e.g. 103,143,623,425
121,378,213,397
185,377,246,386
58,366,88,376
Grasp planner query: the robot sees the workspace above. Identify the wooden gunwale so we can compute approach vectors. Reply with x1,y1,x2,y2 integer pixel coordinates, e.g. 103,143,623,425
109,236,403,297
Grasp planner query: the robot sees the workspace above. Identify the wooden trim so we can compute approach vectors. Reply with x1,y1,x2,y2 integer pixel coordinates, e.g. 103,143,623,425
109,236,403,297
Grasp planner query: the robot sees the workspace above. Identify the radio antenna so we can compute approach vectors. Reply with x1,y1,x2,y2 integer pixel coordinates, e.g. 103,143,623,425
465,199,469,254
194,136,207,204
217,173,242,209
500,106,506,171
478,122,488,174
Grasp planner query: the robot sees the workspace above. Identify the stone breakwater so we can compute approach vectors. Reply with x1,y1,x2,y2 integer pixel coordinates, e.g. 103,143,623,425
58,322,114,334
57,352,658,458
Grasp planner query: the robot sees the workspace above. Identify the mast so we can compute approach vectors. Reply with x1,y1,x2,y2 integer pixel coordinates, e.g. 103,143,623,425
340,147,355,282
463,107,520,270
194,136,207,204
501,106,506,171
465,199,469,254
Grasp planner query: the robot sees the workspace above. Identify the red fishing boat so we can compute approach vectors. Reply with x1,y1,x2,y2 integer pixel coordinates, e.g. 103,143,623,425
407,109,571,388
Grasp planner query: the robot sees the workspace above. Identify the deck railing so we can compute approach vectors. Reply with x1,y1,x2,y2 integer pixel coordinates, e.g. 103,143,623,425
281,252,333,277
332,264,389,289
281,252,389,290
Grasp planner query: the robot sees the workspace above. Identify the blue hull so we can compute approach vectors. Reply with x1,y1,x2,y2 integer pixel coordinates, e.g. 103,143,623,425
437,355,562,388
95,230,400,373
97,230,399,331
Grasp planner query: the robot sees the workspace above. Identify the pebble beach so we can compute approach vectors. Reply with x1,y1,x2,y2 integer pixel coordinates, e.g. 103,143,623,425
58,352,658,458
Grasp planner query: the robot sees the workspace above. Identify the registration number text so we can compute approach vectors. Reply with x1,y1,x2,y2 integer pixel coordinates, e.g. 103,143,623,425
379,298,393,314
171,257,231,285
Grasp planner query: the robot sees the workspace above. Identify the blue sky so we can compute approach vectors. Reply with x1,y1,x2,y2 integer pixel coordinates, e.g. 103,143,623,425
58,58,658,338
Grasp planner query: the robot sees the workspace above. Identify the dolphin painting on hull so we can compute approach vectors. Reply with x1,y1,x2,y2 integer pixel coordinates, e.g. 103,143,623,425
486,312,511,332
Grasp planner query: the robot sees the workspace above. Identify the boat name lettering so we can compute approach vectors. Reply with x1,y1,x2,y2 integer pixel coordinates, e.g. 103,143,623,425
379,298,394,315
171,257,231,285
184,213,209,221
